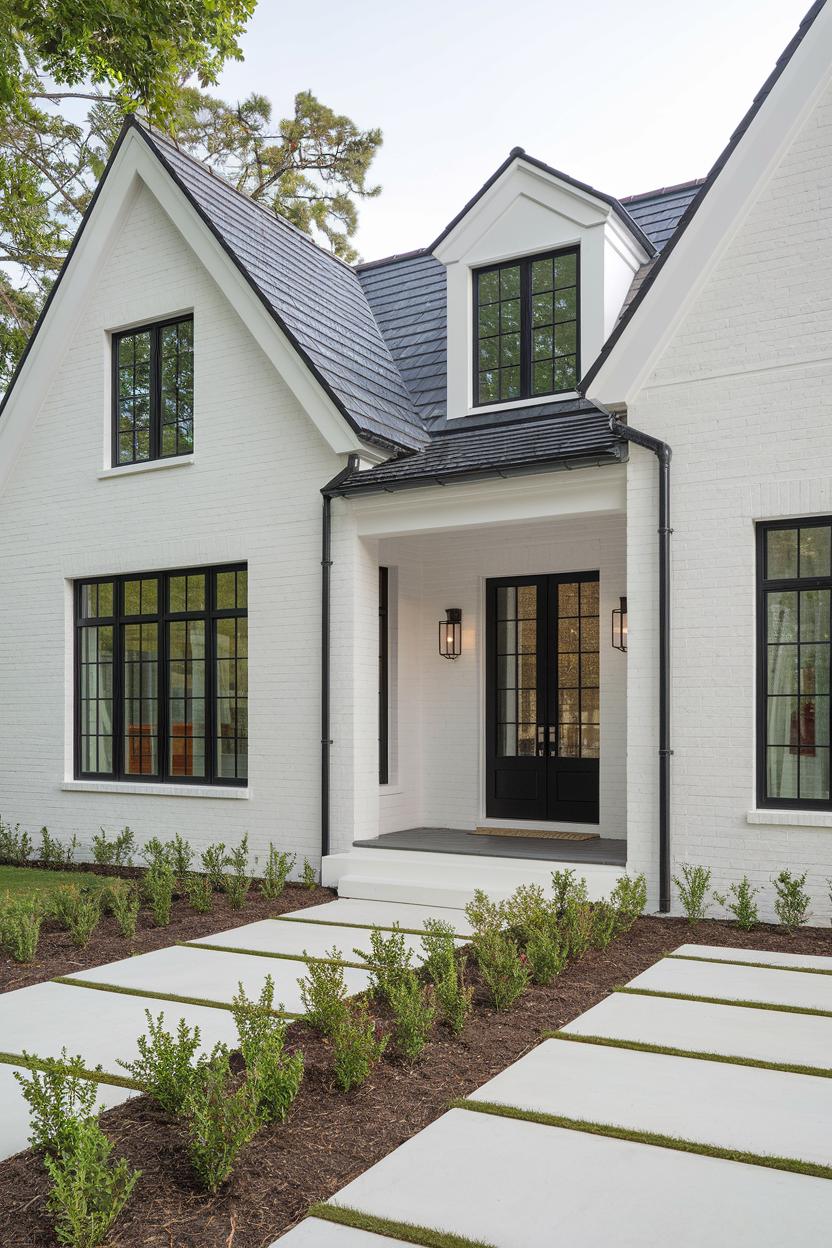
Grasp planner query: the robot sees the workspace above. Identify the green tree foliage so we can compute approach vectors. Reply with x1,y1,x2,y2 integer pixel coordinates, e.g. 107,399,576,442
0,6,382,388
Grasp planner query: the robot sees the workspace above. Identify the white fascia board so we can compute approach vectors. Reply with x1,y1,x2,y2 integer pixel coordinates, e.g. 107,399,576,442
349,463,625,538
0,129,363,498
585,3,832,407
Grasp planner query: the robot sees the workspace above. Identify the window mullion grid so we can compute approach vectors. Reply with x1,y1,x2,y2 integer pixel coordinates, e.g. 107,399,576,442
520,259,531,400
113,578,125,781
159,574,170,781
207,570,217,784
149,325,160,463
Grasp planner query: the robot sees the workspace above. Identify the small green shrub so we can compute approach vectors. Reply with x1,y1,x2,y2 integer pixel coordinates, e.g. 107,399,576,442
40,827,77,867
144,860,174,927
165,833,193,882
260,846,295,900
525,923,568,985
551,868,588,912
0,819,33,865
355,925,413,1003
222,835,251,910
713,876,760,931
50,884,84,930
591,900,618,951
91,827,135,867
420,919,457,984
44,1117,138,1248
332,1001,388,1092
434,956,472,1034
464,889,506,937
118,1010,216,1115
298,951,349,1036
140,837,172,871
184,872,214,913
609,873,648,932
773,869,811,933
503,883,550,943
0,894,42,962
388,972,435,1061
301,858,317,889
473,929,529,1011
232,977,303,1123
14,1050,99,1156
105,883,140,939
68,894,100,949
185,1053,262,1193
672,863,713,924
201,842,227,890
561,897,594,960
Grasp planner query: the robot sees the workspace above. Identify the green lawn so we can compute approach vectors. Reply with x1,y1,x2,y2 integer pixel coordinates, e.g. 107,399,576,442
0,865,115,899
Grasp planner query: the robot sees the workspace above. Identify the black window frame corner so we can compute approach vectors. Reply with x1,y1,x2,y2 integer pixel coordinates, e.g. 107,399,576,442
74,562,247,789
471,245,580,409
111,312,194,470
756,515,832,812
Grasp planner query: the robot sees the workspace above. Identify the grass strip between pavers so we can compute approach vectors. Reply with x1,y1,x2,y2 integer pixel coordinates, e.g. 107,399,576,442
616,985,832,1019
275,915,469,940
308,1203,497,1248
52,976,303,1019
544,1030,832,1079
669,953,832,977
0,1050,143,1092
178,940,371,971
452,1098,832,1181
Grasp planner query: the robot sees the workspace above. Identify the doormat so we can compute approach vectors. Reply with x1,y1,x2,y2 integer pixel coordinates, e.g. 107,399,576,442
471,826,599,842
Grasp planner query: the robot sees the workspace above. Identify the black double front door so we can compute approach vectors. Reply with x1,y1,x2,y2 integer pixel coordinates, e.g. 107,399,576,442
485,573,600,824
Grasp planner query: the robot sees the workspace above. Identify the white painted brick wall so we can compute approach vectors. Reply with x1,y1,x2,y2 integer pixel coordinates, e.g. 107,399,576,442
376,512,627,837
626,77,832,920
0,182,350,870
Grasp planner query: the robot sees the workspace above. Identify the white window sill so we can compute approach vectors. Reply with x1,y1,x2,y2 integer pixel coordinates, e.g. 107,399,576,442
62,780,249,800
98,456,194,481
747,808,832,829
379,784,403,796
456,392,580,420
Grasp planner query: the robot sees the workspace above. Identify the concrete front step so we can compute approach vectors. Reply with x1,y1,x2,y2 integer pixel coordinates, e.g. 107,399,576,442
324,848,625,909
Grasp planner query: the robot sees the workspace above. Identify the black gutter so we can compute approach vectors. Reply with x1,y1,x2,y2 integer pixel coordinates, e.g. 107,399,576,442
320,455,361,860
604,411,672,913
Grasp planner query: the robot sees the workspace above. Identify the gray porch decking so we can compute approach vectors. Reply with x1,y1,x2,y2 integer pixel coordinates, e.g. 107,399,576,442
353,827,627,865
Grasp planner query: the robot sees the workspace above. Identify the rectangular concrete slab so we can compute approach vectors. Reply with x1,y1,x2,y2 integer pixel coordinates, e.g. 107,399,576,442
675,944,832,972
0,1063,133,1162
69,944,371,1012
327,1108,832,1247
280,897,473,936
470,1037,832,1166
629,955,832,1012
564,991,832,1068
188,918,465,964
0,981,241,1073
275,1221,416,1247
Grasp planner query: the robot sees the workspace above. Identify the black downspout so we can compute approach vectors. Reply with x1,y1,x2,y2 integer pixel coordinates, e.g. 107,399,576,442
607,413,673,914
320,455,361,861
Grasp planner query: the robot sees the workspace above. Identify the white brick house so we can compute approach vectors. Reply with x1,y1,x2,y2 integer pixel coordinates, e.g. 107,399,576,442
1,2,831,919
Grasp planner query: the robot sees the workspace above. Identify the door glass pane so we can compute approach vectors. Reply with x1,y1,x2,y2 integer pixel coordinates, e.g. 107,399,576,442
495,584,536,758
555,578,600,759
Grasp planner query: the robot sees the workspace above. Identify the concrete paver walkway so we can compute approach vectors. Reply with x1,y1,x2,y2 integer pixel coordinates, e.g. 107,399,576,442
275,940,832,1246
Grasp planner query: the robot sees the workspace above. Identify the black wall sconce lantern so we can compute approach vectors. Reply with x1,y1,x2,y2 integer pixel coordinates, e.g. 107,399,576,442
611,596,628,652
439,608,462,660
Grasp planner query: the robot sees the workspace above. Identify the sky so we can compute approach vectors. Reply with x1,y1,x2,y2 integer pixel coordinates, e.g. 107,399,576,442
217,0,809,263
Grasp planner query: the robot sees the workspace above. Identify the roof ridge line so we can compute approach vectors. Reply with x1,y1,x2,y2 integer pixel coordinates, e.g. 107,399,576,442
619,178,706,204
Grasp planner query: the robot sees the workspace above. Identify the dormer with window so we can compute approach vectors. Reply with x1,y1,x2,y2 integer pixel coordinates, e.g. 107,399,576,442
433,150,654,420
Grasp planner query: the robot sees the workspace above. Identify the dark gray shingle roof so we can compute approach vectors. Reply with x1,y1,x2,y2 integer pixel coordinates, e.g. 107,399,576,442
329,407,623,495
136,125,428,452
621,181,705,252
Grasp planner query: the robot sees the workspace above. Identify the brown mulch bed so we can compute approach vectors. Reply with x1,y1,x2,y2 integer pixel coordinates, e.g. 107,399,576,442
0,883,336,994
1,915,831,1247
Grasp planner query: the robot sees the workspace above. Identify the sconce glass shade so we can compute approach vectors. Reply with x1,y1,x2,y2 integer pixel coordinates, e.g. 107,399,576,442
611,596,628,652
439,608,462,660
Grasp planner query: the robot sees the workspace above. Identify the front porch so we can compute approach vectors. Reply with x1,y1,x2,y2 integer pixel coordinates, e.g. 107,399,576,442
353,826,627,866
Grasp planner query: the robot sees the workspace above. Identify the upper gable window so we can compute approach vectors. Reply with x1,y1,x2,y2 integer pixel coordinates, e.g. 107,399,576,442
474,248,578,406
113,315,193,466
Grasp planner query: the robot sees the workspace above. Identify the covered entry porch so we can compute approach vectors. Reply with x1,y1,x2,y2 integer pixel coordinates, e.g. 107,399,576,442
324,454,630,901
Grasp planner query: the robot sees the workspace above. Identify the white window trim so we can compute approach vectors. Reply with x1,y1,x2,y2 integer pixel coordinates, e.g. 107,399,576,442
98,456,195,481
747,808,832,829
62,779,250,800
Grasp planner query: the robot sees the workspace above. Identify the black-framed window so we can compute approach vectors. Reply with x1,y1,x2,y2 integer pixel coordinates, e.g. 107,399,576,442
76,564,247,786
113,315,193,466
473,247,579,406
757,519,832,808
379,566,389,784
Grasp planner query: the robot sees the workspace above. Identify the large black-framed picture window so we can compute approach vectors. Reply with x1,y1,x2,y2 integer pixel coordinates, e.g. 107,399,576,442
473,247,579,407
757,518,832,808
379,566,389,784
76,564,247,786
113,315,193,467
